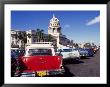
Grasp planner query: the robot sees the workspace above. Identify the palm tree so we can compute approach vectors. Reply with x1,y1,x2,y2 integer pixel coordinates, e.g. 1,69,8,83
36,29,44,42
47,34,53,42
14,32,18,39
40,29,44,42
22,32,27,48
36,29,40,42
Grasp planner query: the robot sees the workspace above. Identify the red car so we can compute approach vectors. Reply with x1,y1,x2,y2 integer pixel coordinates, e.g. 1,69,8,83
15,42,64,77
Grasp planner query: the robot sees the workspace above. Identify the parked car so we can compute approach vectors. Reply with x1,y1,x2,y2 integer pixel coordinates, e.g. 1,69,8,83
77,48,89,57
77,48,94,57
14,42,65,77
11,49,18,77
11,48,25,56
84,48,94,57
56,47,80,60
91,46,99,53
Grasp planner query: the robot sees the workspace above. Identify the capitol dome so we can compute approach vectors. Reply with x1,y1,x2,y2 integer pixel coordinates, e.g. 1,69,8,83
50,14,59,22
48,14,61,36
49,14,60,27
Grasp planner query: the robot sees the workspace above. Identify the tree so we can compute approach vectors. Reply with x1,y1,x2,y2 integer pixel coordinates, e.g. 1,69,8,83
13,32,18,39
47,34,51,42
36,29,44,42
69,40,73,47
22,32,27,48
40,29,44,41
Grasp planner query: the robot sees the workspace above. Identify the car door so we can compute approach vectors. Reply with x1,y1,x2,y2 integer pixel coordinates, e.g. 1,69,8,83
62,49,71,58
71,49,80,57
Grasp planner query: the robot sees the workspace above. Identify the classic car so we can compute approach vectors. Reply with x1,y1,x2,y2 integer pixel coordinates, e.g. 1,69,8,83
56,47,80,60
77,48,94,57
84,48,94,57
14,42,65,77
91,46,99,53
11,49,18,77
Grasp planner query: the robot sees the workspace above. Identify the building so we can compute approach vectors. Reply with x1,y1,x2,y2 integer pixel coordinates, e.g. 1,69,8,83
26,29,57,46
11,14,73,48
11,30,26,48
48,14,71,47
26,30,36,45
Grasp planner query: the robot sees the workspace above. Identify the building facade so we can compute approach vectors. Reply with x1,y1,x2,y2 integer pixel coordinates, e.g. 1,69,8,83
11,30,25,48
11,14,72,48
48,14,71,47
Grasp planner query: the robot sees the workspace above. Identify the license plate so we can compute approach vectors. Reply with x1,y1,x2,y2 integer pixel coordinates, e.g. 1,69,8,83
36,71,47,77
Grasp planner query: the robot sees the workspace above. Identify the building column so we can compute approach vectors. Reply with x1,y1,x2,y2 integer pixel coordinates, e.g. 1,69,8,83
57,35,60,47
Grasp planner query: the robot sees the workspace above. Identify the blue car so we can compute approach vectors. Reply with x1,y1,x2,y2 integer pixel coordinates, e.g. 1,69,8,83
77,48,88,57
84,48,94,57
77,48,94,57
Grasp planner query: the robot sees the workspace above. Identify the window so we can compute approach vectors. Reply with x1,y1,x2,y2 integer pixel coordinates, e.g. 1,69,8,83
53,28,55,32
72,49,78,51
28,49,52,56
63,49,72,52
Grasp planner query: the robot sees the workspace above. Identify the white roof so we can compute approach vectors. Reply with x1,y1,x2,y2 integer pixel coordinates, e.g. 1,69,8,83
26,42,54,49
58,46,69,49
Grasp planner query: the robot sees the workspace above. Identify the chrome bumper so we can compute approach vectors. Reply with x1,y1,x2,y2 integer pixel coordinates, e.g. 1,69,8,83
18,69,65,77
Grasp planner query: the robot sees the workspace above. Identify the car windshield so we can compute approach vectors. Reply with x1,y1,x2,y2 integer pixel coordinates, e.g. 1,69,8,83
72,49,78,51
28,49,52,56
63,49,72,52
79,48,84,51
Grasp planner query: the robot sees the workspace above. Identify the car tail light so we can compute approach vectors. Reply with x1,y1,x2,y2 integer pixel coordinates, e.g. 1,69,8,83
22,57,28,62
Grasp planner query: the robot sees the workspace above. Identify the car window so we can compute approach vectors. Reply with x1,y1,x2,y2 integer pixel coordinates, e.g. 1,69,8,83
57,49,62,52
63,49,72,52
72,49,78,51
28,49,52,56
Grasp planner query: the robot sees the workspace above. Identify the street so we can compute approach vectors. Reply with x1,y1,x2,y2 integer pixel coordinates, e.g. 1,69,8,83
63,50,100,77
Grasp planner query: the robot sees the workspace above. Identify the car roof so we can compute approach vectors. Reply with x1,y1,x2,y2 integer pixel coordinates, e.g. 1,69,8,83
26,43,54,49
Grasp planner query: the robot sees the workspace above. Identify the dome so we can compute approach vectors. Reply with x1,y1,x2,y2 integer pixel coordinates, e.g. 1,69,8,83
49,14,60,27
50,14,59,23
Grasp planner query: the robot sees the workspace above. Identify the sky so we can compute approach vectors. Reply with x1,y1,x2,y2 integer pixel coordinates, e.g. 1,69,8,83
11,11,100,45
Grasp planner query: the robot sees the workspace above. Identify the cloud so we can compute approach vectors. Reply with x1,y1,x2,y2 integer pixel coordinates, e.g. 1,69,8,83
86,15,100,26
64,24,70,28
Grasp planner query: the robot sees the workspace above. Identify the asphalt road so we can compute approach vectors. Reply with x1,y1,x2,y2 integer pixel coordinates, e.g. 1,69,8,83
63,50,100,77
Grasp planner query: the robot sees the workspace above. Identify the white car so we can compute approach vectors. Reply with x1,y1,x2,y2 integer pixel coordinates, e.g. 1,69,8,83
56,48,80,60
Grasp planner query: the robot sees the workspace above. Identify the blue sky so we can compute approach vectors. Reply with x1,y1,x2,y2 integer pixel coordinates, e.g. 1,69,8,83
11,11,100,45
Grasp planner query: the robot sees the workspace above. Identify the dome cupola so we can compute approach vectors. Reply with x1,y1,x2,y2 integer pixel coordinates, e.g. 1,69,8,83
48,14,61,36
49,14,60,27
